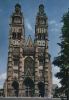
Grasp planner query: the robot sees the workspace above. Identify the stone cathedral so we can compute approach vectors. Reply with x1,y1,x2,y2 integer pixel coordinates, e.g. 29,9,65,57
4,3,52,97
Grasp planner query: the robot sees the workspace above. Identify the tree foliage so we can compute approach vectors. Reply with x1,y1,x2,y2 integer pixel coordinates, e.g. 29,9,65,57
53,9,69,97
53,86,59,98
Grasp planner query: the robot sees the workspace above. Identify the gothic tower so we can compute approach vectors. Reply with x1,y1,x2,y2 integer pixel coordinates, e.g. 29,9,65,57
4,3,52,97
34,4,52,97
4,4,25,96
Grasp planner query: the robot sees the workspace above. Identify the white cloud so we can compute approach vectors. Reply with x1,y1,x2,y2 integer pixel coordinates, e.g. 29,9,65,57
52,65,60,75
52,65,61,87
0,72,6,80
49,20,63,32
0,84,3,89
25,19,33,32
49,20,62,27
0,72,6,89
53,76,61,87
27,23,33,31
49,20,57,26
50,28,59,32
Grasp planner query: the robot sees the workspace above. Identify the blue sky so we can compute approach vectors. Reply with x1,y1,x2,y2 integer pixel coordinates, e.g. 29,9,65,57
0,0,69,88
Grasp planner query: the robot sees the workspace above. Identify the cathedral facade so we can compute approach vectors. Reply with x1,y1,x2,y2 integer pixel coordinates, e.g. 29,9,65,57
4,3,52,97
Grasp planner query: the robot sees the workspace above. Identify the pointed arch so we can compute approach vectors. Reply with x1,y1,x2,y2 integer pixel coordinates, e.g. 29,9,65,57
24,56,34,76
24,77,34,97
12,80,19,96
12,32,16,39
38,81,45,97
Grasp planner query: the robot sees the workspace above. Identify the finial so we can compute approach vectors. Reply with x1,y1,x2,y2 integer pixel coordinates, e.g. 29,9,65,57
15,3,21,13
39,4,44,14
15,3,21,9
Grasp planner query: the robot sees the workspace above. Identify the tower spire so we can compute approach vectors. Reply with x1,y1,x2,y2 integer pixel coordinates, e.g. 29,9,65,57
4,3,25,97
34,3,52,97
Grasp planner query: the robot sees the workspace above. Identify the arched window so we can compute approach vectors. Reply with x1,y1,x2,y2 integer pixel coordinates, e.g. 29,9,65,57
24,77,34,97
38,34,41,40
17,33,21,40
12,80,19,97
24,57,34,76
24,57,34,96
38,81,45,97
13,55,19,66
42,34,45,40
12,32,16,39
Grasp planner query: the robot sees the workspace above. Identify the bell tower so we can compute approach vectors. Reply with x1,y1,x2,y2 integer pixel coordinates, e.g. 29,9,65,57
35,4,52,97
5,3,25,96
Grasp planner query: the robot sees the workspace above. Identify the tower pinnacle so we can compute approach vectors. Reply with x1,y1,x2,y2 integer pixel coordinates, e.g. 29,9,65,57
15,3,21,13
39,4,44,13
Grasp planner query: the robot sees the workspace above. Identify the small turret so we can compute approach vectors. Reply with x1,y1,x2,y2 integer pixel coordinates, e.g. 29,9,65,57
39,4,44,15
15,3,21,13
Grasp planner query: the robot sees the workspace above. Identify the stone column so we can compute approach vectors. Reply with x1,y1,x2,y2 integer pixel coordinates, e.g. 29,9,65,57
44,37,49,97
34,44,39,96
44,38,52,97
7,44,13,96
18,47,25,96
